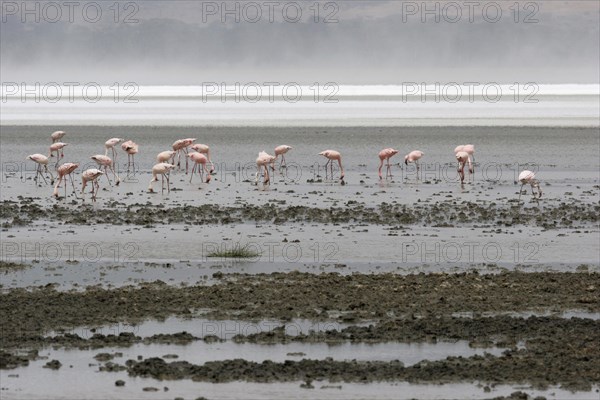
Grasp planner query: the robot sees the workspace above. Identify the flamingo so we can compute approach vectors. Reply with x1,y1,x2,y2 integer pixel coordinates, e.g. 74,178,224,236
105,138,124,166
404,150,424,179
157,150,176,163
148,162,176,193
518,170,542,202
91,155,120,185
319,150,344,181
190,143,215,173
455,144,475,173
255,151,276,185
378,148,399,179
51,131,66,143
121,140,139,174
26,154,54,185
172,138,196,173
53,163,79,198
188,153,211,184
456,151,473,183
81,168,104,202
49,142,68,167
273,145,292,170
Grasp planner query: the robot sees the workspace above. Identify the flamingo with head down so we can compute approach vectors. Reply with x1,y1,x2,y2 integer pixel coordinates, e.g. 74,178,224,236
148,162,176,193
377,148,399,180
319,150,344,182
53,163,79,198
81,168,104,202
27,154,54,185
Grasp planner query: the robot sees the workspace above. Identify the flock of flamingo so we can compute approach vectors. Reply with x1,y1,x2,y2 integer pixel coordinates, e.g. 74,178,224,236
26,131,542,202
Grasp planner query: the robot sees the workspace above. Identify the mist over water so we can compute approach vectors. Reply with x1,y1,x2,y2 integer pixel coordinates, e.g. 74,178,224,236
1,1,599,85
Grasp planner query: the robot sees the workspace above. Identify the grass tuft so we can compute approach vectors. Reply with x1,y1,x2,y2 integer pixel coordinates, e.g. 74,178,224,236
207,245,260,259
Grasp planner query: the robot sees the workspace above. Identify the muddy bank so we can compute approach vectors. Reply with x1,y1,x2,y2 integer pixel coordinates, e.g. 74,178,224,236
123,335,598,390
1,197,598,228
233,316,600,345
1,271,598,349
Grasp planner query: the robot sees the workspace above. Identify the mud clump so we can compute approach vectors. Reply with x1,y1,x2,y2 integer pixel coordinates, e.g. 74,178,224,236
43,359,62,370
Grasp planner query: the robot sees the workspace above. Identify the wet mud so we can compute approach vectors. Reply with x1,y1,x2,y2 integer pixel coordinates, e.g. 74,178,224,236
1,270,599,392
1,197,598,229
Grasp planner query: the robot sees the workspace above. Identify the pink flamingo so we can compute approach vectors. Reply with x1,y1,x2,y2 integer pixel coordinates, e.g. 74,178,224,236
49,142,68,167
378,148,399,179
273,145,292,169
190,143,215,173
148,162,176,193
456,151,473,183
319,150,344,181
91,155,120,185
172,138,196,173
81,168,104,202
27,154,54,185
255,151,276,185
157,150,176,163
404,150,424,178
518,170,542,202
121,140,139,174
188,153,212,183
51,131,66,143
53,163,79,198
455,144,475,173
105,138,124,165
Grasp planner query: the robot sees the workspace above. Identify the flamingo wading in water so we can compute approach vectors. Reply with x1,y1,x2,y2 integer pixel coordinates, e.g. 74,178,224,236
188,153,212,183
53,163,79,198
274,145,292,170
51,131,66,143
377,148,399,180
27,154,54,185
148,163,176,193
319,150,345,182
121,140,139,175
157,150,176,163
49,142,68,167
81,169,104,202
456,151,473,183
255,151,276,185
518,170,542,202
105,138,124,166
172,138,196,173
455,144,475,175
91,155,120,186
190,144,215,173
404,150,424,172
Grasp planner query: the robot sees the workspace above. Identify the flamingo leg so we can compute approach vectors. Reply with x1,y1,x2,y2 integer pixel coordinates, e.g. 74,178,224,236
281,154,286,168
44,165,54,184
103,167,112,185
190,164,197,183
184,148,190,174
167,172,171,193
322,160,329,179
387,158,392,179
70,174,79,198
111,165,120,186
203,164,210,183
264,165,270,184
518,183,524,203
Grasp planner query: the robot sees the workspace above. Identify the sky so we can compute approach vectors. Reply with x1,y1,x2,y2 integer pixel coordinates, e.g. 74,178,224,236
1,0,599,85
